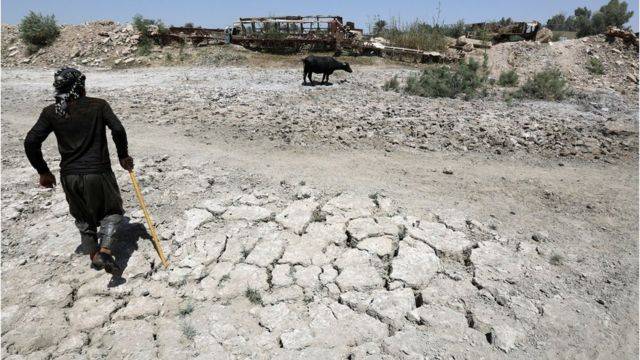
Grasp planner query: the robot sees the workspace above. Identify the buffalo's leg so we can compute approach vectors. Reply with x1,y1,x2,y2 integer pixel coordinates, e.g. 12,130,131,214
325,73,330,84
308,72,313,85
303,70,308,84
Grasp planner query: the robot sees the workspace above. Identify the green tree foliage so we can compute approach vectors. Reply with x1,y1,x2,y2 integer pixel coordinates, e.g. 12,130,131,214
545,1,633,37
19,11,60,47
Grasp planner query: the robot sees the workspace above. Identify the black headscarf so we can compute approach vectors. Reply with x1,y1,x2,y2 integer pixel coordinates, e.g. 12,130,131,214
53,67,86,117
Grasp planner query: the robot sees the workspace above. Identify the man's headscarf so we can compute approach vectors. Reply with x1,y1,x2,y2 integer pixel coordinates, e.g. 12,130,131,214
53,67,86,117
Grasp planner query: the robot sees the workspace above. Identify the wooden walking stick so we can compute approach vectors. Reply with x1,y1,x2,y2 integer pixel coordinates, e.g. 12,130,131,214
129,170,169,268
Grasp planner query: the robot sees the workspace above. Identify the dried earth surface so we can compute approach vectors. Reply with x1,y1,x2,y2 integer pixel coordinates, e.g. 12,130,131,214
1,32,639,359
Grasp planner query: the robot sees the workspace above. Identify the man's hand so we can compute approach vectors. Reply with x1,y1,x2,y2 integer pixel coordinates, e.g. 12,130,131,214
119,156,134,171
39,172,56,188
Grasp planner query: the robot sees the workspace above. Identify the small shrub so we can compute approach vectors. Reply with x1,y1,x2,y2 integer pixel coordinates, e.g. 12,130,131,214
19,11,60,47
181,323,197,340
549,253,564,266
517,68,568,101
404,58,487,98
497,70,519,87
184,22,194,28
164,52,173,62
586,57,604,75
179,303,194,316
218,274,231,287
383,76,400,91
245,287,263,305
137,37,152,56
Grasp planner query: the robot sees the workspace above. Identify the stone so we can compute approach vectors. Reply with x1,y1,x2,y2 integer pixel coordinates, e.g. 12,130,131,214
196,199,227,215
2,307,68,354
177,208,213,240
321,193,376,223
391,240,441,287
280,327,314,350
347,217,383,241
470,241,523,296
112,296,161,320
69,296,123,331
293,265,322,290
95,320,157,359
408,222,473,262
492,324,523,353
335,265,384,291
222,205,274,222
245,236,285,267
272,264,294,287
215,263,269,299
356,235,395,257
275,199,319,235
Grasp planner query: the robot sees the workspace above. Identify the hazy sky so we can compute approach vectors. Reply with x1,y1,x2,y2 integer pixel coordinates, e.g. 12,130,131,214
2,0,638,31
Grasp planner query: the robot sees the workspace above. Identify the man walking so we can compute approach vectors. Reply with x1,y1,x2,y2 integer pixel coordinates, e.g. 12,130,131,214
24,67,134,274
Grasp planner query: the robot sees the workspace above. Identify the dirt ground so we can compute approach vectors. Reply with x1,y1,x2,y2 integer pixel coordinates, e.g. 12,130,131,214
1,53,638,359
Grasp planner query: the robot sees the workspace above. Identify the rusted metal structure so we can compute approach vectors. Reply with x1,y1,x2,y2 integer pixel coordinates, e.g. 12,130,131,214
153,26,226,46
226,15,362,52
465,21,541,43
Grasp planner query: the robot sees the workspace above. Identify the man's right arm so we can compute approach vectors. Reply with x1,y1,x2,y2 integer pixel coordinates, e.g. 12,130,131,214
24,110,53,175
102,100,133,171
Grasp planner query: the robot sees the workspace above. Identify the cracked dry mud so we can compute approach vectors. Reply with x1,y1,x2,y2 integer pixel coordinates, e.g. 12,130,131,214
1,65,638,359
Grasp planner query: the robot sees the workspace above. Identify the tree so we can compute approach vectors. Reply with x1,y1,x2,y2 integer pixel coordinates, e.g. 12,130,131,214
597,0,633,29
546,14,567,31
373,19,387,36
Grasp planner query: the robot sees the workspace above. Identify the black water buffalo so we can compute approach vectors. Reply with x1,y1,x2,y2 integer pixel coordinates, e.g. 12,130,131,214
302,55,353,85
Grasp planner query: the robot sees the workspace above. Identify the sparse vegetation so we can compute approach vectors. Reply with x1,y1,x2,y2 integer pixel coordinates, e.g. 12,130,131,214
549,253,564,266
164,53,173,62
179,303,194,316
132,14,169,51
181,322,197,340
218,274,231,287
545,0,634,37
245,287,263,305
382,75,400,91
19,11,60,49
586,57,605,75
497,69,519,87
404,57,488,99
516,68,568,101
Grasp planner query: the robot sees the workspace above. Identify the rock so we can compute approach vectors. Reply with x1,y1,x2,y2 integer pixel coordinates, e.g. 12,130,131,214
368,288,416,327
390,240,441,287
532,231,549,242
112,297,161,320
346,217,383,241
536,27,553,43
275,199,319,235
272,264,294,287
408,222,473,262
69,296,123,331
222,205,274,222
492,324,523,352
245,236,285,267
442,168,454,175
356,235,396,257
335,264,384,291
470,241,523,296
280,327,314,349
2,307,68,354
177,208,213,240
321,193,376,223
196,199,227,215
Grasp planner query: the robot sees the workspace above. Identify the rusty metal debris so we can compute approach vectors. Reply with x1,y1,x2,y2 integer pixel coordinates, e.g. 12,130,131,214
605,26,639,48
160,26,226,46
465,21,541,43
225,15,362,53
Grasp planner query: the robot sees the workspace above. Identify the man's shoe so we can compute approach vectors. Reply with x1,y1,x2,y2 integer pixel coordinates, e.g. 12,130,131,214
91,250,120,275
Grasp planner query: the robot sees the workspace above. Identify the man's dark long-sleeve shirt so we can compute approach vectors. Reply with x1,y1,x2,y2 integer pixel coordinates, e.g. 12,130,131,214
24,97,128,175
